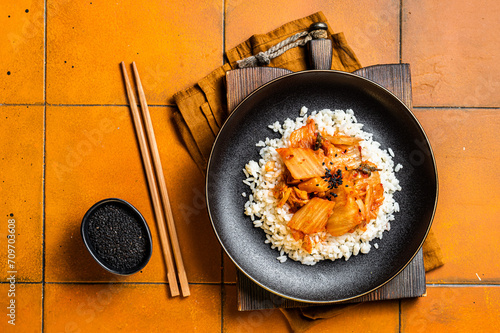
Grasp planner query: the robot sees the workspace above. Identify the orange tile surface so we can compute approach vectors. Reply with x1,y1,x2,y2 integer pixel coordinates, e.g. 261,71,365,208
403,0,500,107
223,253,237,283
46,0,223,105
0,283,42,333
225,0,400,67
0,1,45,104
224,284,399,333
45,105,221,283
223,285,291,332
413,109,500,283
0,106,43,282
1,0,499,331
305,300,399,332
44,284,221,332
402,286,500,332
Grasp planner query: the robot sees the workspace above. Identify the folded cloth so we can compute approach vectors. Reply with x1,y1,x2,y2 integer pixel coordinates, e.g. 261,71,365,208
173,11,361,174
280,303,362,333
281,229,443,333
172,10,444,332
422,228,445,271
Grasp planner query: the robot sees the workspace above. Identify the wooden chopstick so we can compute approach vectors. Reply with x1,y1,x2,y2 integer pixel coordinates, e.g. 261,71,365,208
120,62,180,297
131,62,190,297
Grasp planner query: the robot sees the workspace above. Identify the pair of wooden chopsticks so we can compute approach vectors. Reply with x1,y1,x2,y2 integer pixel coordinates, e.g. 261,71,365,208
120,62,190,297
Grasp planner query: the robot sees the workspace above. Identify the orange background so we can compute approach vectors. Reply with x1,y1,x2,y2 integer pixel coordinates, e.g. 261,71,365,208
1,0,499,332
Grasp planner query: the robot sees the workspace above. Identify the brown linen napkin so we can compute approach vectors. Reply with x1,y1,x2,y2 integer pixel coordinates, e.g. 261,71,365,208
422,228,445,271
281,229,443,333
173,11,361,174
172,10,444,331
280,303,362,333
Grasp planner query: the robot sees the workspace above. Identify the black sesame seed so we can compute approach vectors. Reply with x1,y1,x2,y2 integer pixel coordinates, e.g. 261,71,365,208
315,184,319,187
25,9,29,13
322,162,325,165
345,185,349,187
7,71,11,75
87,204,147,272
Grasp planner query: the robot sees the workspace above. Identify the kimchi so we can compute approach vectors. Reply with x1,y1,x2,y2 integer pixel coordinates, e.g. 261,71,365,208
275,119,384,253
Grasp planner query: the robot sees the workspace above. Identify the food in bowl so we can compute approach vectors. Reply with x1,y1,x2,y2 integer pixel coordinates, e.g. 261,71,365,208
81,198,153,275
243,107,402,265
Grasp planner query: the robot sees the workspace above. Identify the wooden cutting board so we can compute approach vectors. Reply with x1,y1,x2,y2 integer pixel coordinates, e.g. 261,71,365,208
226,63,426,311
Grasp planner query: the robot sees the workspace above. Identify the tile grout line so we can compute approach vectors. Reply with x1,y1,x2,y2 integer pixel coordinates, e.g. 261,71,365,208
222,0,226,56
413,106,500,110
399,0,403,63
0,103,45,106
426,283,500,287
0,102,181,107
40,281,223,285
42,0,48,332
0,281,45,284
399,299,402,333
41,106,46,331
0,103,177,108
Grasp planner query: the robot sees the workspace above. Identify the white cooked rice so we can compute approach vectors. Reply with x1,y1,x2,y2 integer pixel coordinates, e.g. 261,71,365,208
243,108,402,265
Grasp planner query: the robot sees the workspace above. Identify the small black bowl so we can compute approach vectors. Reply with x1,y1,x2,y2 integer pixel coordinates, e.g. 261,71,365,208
81,198,153,275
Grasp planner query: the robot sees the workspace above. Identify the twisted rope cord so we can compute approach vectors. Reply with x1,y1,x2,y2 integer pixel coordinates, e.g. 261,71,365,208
236,29,328,68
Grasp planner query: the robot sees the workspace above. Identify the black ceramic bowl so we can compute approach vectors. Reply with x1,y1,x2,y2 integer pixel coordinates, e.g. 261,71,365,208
81,198,153,275
206,70,437,303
